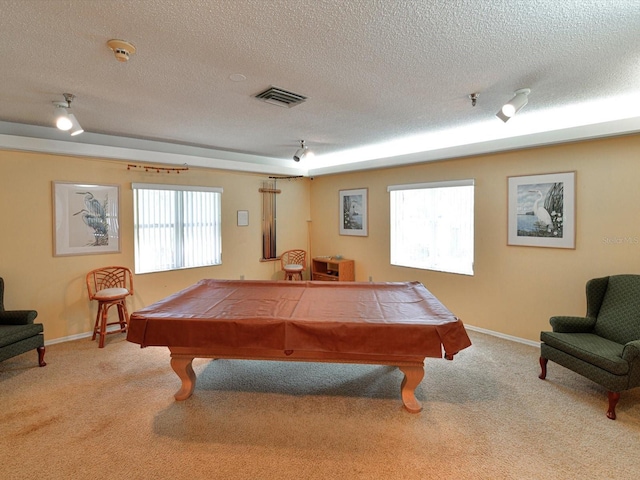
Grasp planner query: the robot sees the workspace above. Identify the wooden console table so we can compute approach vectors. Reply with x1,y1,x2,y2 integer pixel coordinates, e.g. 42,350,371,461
311,257,355,281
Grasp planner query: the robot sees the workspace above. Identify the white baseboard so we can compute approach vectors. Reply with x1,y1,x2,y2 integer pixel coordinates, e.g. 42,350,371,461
465,324,540,348
45,331,93,346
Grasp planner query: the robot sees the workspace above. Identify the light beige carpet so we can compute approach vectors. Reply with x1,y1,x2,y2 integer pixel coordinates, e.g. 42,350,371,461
1,331,639,480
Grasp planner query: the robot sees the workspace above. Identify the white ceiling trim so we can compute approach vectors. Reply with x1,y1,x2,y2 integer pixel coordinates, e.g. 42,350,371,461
0,122,308,177
2,114,639,178
306,116,640,176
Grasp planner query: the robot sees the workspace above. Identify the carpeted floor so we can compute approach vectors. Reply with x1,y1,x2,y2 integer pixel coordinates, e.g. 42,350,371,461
1,330,639,479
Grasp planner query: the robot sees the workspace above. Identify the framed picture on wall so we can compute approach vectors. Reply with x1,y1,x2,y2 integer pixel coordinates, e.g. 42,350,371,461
507,171,576,248
339,188,368,236
237,210,249,226
52,182,121,256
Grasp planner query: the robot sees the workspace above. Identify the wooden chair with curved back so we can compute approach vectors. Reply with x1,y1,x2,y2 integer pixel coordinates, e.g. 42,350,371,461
86,266,134,348
280,249,307,281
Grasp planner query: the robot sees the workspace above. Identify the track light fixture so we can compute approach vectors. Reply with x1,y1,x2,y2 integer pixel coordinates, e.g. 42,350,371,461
496,88,531,123
68,113,84,136
53,93,83,135
53,103,72,130
293,140,308,162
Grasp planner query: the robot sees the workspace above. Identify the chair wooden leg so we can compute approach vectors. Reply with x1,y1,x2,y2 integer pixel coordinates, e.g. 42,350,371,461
117,301,128,330
607,391,620,420
92,299,130,348
99,303,109,348
37,346,46,367
92,306,102,341
539,357,548,379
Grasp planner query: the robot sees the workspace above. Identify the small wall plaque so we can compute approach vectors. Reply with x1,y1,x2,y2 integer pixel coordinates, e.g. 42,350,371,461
237,210,249,226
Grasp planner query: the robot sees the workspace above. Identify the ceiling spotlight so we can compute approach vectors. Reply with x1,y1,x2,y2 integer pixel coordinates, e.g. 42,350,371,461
53,93,83,135
293,140,308,162
53,103,72,130
496,88,531,122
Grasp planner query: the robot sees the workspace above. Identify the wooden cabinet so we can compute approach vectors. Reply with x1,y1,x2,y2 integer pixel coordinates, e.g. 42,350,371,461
311,257,355,281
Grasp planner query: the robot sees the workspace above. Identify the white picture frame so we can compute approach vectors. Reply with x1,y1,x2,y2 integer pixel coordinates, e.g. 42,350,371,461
237,210,249,226
507,172,576,248
339,188,368,236
53,182,121,256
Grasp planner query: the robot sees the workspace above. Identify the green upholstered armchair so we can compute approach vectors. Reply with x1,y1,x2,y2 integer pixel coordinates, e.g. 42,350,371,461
539,274,640,420
0,277,46,366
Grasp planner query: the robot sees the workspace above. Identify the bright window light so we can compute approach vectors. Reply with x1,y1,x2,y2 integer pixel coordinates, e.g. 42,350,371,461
388,180,474,276
132,183,222,274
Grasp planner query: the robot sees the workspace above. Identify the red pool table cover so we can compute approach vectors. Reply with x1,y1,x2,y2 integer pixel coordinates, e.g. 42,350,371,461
127,280,471,358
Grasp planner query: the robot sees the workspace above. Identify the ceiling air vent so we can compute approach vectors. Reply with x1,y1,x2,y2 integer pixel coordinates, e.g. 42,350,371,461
254,86,307,108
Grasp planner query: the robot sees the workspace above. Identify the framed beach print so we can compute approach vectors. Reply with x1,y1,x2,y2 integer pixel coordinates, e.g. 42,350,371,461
339,188,368,236
53,182,121,256
507,172,576,248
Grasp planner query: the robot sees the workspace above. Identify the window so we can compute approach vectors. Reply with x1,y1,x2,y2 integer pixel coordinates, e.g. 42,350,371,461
388,179,474,275
132,183,222,274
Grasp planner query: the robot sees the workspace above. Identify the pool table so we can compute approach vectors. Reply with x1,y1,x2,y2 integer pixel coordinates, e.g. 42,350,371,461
127,279,471,412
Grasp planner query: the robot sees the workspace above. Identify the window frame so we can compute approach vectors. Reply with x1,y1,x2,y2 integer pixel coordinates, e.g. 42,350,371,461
387,179,475,276
132,183,223,274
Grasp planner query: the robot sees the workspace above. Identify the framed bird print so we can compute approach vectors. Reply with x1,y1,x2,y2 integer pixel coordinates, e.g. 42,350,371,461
52,182,121,256
507,172,575,248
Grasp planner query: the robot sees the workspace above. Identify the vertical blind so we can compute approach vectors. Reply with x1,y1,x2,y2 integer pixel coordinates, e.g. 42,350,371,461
388,180,474,276
132,183,222,274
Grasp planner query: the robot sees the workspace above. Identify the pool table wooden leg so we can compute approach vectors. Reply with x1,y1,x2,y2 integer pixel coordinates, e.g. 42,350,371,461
399,365,424,413
170,356,196,400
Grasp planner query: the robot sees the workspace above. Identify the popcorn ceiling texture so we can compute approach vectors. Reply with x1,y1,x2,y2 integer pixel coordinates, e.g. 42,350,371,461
0,0,638,167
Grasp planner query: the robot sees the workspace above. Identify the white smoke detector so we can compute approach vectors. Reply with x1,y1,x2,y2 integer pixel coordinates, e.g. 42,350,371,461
107,39,136,62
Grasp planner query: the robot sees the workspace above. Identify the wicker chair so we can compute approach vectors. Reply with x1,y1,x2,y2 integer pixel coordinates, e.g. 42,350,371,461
539,274,640,419
86,266,134,348
280,249,307,281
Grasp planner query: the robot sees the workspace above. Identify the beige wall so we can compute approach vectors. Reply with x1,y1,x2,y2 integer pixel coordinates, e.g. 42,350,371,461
2,135,639,345
0,150,310,342
309,135,640,342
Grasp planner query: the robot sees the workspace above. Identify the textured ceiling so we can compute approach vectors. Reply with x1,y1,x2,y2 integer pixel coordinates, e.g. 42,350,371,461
0,0,639,176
